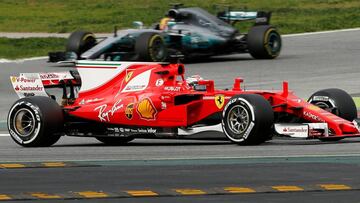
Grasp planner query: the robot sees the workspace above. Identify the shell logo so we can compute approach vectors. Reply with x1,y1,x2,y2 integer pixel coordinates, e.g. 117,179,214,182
137,98,157,120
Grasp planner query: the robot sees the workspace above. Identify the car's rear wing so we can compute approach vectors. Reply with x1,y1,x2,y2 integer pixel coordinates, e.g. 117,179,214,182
10,71,81,99
217,10,272,25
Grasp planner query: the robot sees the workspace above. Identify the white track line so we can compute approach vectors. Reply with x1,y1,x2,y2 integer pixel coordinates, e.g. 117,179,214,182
0,56,47,64
283,27,360,37
0,134,9,137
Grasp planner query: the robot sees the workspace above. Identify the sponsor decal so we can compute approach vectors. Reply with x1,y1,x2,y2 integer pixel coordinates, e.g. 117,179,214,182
303,111,325,122
215,94,225,109
312,96,329,102
125,103,134,120
282,127,308,134
39,72,73,80
161,102,167,110
94,99,124,122
108,127,157,134
124,85,146,91
164,86,181,91
79,98,104,105
14,85,43,91
10,74,47,98
122,69,151,92
155,79,164,87
137,98,157,120
125,71,133,82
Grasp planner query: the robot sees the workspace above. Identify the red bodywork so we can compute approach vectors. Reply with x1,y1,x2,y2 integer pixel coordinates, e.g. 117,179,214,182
41,62,359,138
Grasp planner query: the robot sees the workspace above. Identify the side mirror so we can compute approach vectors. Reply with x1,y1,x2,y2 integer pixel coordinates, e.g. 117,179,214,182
133,21,144,29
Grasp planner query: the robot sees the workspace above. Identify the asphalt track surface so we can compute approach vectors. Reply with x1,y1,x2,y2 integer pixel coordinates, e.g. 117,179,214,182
0,30,360,202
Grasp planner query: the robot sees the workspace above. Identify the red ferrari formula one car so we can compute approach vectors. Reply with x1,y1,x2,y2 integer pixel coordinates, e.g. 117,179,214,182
7,61,360,147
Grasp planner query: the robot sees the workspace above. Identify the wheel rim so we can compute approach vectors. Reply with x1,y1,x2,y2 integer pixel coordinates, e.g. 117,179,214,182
149,37,166,61
312,101,338,115
13,108,36,137
268,31,281,53
227,105,250,137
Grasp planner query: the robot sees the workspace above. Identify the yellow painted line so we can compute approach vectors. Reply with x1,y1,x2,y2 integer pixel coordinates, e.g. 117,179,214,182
319,184,351,190
42,162,66,167
224,187,256,193
0,194,11,200
76,191,109,198
174,189,206,195
0,163,25,168
125,190,158,197
272,185,304,192
30,192,61,199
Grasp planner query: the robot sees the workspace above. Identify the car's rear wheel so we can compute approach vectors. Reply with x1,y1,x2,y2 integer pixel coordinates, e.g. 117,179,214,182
222,94,274,145
247,25,281,59
308,88,357,141
135,32,168,62
8,96,63,147
96,137,134,145
66,30,96,58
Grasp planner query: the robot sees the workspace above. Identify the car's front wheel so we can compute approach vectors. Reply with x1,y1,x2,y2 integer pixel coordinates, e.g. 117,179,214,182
135,32,168,62
222,94,274,145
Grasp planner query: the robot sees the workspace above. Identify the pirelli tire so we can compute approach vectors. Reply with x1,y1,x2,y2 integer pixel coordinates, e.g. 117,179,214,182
308,88,357,141
135,32,168,62
308,88,357,122
66,30,96,58
247,25,281,59
7,96,63,147
96,137,134,145
222,94,274,145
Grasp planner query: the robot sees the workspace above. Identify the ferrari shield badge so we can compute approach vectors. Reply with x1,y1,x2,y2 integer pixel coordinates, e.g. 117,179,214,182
215,94,225,109
125,71,133,82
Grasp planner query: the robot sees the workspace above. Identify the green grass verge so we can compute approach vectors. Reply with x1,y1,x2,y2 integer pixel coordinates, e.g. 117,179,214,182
0,38,66,59
352,97,360,108
0,0,359,34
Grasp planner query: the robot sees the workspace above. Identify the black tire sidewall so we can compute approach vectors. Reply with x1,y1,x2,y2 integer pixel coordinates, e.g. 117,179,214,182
247,25,281,59
7,97,63,147
8,100,42,146
222,94,274,145
308,88,357,121
66,31,96,57
135,32,167,62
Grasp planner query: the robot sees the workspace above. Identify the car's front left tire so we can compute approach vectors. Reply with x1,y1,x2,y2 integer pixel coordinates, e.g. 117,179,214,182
222,94,274,145
8,96,63,147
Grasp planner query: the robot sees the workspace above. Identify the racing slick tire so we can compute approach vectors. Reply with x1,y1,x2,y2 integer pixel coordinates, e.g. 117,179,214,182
308,88,357,121
308,88,357,141
66,30,96,58
135,32,168,62
247,25,281,59
7,96,63,147
96,137,134,145
222,94,274,145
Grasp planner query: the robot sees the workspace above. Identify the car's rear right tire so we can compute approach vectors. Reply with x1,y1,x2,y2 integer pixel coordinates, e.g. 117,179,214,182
247,25,281,59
